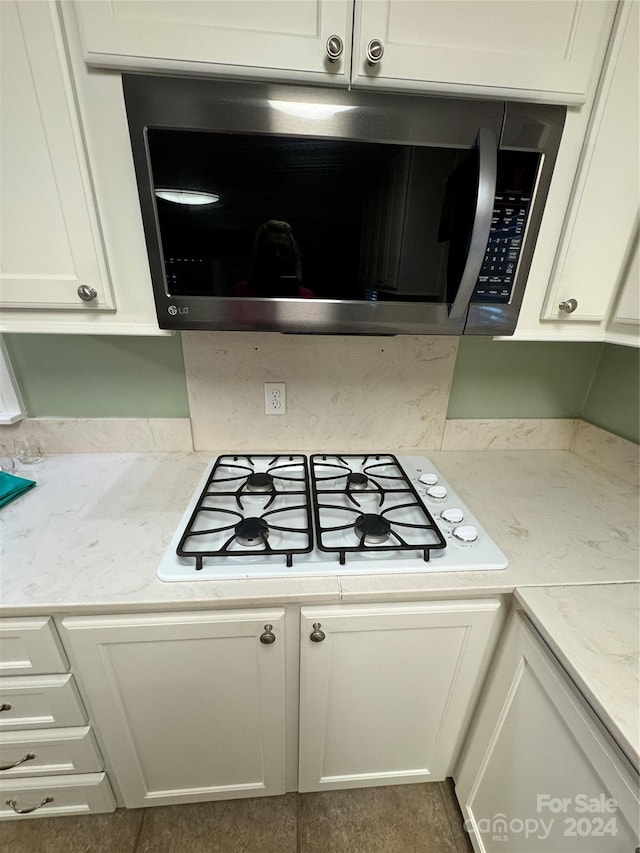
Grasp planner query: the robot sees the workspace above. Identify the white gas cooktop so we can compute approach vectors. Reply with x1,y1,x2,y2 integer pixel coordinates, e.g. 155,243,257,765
158,454,508,582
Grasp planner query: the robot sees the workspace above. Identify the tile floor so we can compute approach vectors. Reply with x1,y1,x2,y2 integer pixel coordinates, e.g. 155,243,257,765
0,780,473,853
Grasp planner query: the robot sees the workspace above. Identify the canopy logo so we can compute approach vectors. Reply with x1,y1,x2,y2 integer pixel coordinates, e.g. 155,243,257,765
465,795,620,843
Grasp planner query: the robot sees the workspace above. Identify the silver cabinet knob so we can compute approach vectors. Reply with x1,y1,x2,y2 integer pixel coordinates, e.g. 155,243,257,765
366,38,384,65
0,753,35,772
559,298,578,314
259,624,276,645
5,796,53,814
326,35,344,62
77,285,97,302
310,622,326,643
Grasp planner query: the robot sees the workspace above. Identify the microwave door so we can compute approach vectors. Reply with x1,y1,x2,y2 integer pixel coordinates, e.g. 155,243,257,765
446,129,497,323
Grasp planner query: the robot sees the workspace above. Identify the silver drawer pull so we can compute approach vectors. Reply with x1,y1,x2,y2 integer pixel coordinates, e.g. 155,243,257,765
0,704,11,712
6,796,53,814
0,753,35,772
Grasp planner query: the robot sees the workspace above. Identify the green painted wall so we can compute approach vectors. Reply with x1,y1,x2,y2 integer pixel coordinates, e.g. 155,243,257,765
581,344,639,444
4,333,638,443
3,334,189,418
447,338,602,419
448,338,639,444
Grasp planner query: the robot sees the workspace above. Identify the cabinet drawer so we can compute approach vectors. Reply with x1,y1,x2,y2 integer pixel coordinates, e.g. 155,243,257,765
0,726,102,778
0,772,115,819
0,675,86,731
0,618,68,676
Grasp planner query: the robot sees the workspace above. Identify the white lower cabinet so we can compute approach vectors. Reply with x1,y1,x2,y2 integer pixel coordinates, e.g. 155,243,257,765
0,615,113,820
0,616,69,676
0,727,103,778
0,674,87,732
298,600,502,792
455,611,640,852
61,610,288,808
61,599,503,807
0,773,114,820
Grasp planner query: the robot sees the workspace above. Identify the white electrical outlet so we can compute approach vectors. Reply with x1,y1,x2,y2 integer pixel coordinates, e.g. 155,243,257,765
264,382,286,415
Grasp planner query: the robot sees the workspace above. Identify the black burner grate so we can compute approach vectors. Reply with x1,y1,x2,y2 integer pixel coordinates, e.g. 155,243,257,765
177,454,313,570
310,453,447,564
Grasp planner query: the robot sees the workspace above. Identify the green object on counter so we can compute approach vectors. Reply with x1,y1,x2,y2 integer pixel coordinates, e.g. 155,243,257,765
0,471,36,508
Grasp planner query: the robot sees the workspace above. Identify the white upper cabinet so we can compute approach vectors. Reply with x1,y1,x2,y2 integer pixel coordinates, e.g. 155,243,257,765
352,0,617,104
73,0,354,84
72,0,615,103
512,0,639,346
0,1,163,335
541,0,639,330
0,1,113,312
610,235,639,326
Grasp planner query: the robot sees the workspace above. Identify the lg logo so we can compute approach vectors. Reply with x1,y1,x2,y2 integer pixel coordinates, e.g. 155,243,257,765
167,305,189,316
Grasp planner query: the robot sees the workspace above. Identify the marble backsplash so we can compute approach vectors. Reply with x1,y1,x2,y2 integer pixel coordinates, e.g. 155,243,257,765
182,331,459,452
4,330,636,477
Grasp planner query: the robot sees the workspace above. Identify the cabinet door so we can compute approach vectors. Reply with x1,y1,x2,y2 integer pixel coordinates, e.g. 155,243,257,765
352,0,615,104
612,235,640,326
455,612,640,852
542,1,639,324
0,1,113,310
73,0,353,84
299,600,501,792
61,610,286,807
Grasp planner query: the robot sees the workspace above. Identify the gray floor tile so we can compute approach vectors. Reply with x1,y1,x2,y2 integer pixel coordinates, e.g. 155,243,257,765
439,779,474,853
0,807,143,853
0,784,473,853
298,783,458,853
135,793,297,853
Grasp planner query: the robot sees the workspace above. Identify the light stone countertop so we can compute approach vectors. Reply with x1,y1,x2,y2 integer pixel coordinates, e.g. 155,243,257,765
516,583,639,773
1,450,638,770
0,449,637,614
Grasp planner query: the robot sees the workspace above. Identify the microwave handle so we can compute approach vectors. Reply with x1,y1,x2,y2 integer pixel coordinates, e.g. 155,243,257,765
449,128,497,321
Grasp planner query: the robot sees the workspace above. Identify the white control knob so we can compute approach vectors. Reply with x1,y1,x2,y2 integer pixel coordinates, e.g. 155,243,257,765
441,507,464,524
419,473,438,486
426,485,447,499
452,524,478,543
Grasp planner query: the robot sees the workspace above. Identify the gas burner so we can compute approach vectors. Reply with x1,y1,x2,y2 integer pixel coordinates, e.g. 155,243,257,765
310,453,447,564
246,472,274,493
174,454,313,571
354,513,391,544
234,517,269,547
160,452,508,580
347,472,369,490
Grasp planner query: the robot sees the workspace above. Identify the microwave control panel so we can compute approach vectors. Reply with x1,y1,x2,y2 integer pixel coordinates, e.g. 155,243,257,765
471,191,532,303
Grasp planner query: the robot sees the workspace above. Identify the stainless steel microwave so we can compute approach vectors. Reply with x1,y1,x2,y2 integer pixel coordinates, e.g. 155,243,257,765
123,74,565,335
